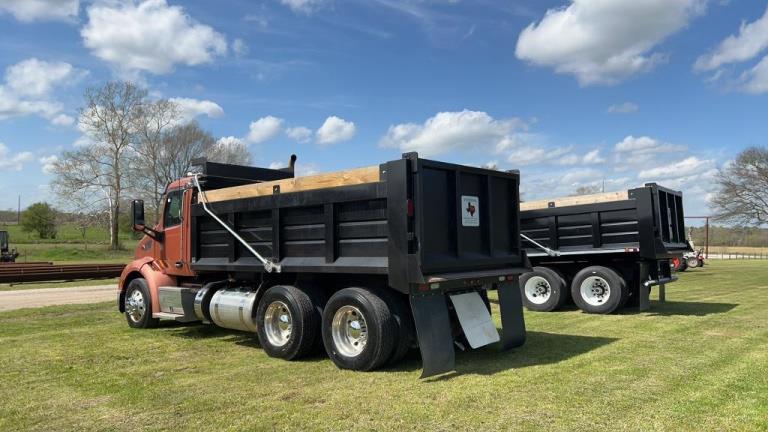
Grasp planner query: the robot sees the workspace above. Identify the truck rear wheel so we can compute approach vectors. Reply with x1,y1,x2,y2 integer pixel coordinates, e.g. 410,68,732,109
571,266,627,314
379,290,415,365
520,267,568,312
124,278,159,329
322,287,396,371
256,285,319,361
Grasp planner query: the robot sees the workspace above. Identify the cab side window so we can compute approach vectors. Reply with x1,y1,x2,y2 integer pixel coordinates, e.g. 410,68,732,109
163,190,183,227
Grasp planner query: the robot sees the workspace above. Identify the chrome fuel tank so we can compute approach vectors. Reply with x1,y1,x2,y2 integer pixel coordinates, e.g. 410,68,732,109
208,289,258,333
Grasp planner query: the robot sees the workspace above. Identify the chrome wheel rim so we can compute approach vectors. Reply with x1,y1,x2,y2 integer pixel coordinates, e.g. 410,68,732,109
524,276,551,305
331,305,368,357
125,289,146,323
580,276,610,306
264,301,292,347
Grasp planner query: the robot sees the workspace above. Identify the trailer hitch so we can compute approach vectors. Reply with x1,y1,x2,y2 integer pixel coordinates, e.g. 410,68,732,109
192,174,281,273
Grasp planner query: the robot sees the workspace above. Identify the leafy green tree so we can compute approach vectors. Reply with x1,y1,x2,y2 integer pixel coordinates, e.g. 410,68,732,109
21,202,58,239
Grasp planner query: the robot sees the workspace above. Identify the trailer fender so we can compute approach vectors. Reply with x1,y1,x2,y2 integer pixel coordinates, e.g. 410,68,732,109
118,258,177,315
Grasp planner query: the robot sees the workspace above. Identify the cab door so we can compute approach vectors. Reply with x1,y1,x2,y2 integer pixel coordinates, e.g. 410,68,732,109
160,188,189,276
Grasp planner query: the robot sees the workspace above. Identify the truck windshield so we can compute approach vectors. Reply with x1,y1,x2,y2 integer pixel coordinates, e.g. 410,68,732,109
163,190,183,227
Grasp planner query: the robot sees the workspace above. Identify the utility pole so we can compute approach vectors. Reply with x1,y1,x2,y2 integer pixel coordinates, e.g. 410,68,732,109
17,195,20,224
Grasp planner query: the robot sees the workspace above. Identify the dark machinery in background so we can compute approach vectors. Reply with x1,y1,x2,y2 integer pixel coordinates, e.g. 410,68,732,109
0,230,19,263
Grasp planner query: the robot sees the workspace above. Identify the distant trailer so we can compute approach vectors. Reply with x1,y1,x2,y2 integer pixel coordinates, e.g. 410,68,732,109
519,184,689,314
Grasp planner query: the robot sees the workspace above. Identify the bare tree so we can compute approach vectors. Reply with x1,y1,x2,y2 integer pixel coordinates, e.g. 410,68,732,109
52,81,146,250
571,185,602,196
712,146,768,225
131,99,182,221
207,138,252,165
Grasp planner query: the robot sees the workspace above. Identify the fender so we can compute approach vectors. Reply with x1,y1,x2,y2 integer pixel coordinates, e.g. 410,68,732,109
118,257,177,314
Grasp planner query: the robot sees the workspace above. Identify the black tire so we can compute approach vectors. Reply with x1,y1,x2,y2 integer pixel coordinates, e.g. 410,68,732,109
686,257,701,268
322,287,396,371
379,290,415,365
520,267,568,312
571,266,627,314
124,278,159,329
256,285,319,360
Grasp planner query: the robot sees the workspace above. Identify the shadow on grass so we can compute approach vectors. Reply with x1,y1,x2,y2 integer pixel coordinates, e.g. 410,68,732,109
384,331,617,379
639,300,738,317
164,322,331,363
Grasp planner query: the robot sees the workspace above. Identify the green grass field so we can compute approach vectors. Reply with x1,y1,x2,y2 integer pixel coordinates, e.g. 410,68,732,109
0,260,766,431
2,223,137,264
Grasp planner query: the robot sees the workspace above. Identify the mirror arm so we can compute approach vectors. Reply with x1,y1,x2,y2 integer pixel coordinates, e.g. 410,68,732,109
137,225,164,242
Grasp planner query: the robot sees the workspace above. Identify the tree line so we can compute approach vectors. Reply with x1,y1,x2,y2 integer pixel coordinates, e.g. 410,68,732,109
49,81,250,250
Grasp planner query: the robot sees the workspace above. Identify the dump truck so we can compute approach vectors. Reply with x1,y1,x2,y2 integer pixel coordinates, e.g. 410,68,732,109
0,230,18,262
118,154,529,377
519,184,687,314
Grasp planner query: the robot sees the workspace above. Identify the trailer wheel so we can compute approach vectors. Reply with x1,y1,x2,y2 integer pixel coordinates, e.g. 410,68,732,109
124,278,159,329
379,290,415,365
322,287,396,371
520,267,568,312
571,266,627,314
256,285,319,361
686,257,701,268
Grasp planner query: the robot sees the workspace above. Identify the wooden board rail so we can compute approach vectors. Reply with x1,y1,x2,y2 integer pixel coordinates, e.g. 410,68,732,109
203,165,381,203
520,191,630,211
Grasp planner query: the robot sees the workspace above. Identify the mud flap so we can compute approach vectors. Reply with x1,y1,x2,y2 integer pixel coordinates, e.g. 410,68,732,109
497,277,526,350
449,292,499,349
410,293,455,378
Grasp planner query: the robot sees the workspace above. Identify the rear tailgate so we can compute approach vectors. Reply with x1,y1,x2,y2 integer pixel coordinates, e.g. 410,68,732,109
632,183,688,259
414,158,525,276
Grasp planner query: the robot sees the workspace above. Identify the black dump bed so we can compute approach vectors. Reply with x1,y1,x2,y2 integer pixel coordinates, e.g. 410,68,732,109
520,183,688,260
190,154,526,292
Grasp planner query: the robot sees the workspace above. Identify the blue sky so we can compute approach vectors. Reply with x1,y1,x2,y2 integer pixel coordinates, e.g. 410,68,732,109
1,0,767,220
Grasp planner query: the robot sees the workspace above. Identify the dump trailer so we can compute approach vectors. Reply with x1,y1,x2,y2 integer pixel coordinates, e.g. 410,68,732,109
519,184,688,314
118,153,529,377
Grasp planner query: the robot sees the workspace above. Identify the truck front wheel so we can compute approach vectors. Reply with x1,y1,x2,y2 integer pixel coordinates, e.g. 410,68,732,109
124,278,159,329
571,266,627,314
520,267,568,312
256,285,319,361
322,287,396,371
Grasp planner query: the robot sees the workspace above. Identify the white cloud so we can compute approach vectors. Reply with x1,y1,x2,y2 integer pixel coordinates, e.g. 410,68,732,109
279,0,324,14
638,156,715,180
317,116,356,145
506,145,572,166
582,149,605,164
515,0,706,85
217,136,246,147
380,110,525,157
81,0,227,75
169,97,224,123
0,58,82,125
741,55,768,93
286,126,313,143
233,38,249,58
51,114,75,126
246,116,284,144
39,155,59,174
561,168,603,186
0,0,78,22
5,58,84,98
613,135,686,164
694,7,768,72
0,143,34,171
560,148,606,165
607,102,639,114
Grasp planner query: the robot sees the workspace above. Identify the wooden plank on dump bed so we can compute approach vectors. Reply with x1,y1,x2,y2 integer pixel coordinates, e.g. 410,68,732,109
204,166,381,203
520,190,630,211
